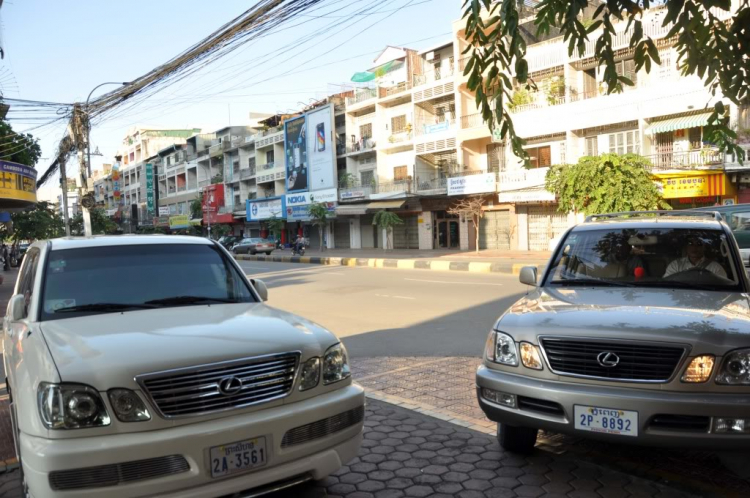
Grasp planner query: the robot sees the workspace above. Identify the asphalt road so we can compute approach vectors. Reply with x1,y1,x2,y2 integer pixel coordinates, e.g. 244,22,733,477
237,261,528,358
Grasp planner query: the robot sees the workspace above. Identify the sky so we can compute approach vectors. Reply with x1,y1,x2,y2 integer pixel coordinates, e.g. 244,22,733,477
0,0,462,201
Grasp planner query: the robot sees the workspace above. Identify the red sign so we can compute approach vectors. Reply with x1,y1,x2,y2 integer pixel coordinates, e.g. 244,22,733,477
203,184,234,224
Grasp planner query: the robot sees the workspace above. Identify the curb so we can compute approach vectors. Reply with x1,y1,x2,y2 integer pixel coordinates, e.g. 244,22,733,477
235,254,546,275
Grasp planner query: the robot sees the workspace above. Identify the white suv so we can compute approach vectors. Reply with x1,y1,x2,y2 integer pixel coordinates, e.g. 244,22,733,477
3,235,364,498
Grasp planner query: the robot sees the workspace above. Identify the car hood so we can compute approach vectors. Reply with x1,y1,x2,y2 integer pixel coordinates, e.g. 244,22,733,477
498,287,750,352
40,304,339,390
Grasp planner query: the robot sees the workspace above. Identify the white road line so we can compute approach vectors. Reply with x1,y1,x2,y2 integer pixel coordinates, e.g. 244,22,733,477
242,266,271,270
392,295,416,300
375,293,416,300
404,278,504,286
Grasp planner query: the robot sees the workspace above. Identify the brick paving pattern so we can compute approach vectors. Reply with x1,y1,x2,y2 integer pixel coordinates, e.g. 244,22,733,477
0,399,698,498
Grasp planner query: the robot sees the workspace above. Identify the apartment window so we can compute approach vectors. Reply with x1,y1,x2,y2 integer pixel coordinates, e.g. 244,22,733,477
739,104,750,130
360,123,373,140
486,143,506,173
361,170,375,186
689,127,702,149
585,137,599,157
394,166,408,181
615,59,637,86
391,115,407,133
608,131,640,154
659,49,674,79
266,150,274,163
525,146,551,168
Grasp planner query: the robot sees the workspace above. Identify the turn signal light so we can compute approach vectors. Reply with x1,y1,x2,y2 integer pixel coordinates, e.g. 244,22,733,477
520,343,544,370
682,355,715,383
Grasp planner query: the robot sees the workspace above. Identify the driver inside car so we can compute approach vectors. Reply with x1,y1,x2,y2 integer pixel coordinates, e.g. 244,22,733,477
663,236,727,278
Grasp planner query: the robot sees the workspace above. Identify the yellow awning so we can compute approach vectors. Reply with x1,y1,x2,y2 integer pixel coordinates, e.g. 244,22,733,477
335,204,368,216
366,200,405,210
645,112,712,135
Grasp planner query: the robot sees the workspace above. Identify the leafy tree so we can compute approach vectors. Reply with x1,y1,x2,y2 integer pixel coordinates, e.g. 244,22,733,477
339,172,356,188
307,202,330,251
70,208,118,235
10,202,64,241
545,153,670,215
191,192,204,219
0,119,42,167
372,211,403,251
448,195,487,253
209,224,231,240
265,216,285,243
462,0,747,164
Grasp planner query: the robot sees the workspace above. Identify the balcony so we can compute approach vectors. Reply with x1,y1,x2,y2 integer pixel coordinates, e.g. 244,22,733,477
382,131,413,150
646,149,725,172
370,180,414,200
261,161,276,170
415,118,456,137
346,139,377,155
378,81,411,99
209,144,223,158
460,113,484,129
416,177,448,194
336,143,347,156
412,65,455,87
240,168,255,180
346,88,377,107
498,168,548,192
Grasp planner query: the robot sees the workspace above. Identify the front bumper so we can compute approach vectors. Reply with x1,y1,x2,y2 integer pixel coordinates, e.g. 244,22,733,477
476,365,750,449
22,384,364,498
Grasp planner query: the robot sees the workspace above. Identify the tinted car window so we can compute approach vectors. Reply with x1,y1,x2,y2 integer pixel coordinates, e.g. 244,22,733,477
41,244,256,321
545,228,743,291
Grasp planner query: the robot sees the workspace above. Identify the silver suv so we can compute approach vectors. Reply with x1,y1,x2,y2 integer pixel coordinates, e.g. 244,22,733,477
477,211,750,453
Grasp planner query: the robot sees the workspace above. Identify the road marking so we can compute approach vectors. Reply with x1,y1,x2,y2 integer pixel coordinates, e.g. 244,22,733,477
404,278,504,286
392,295,416,300
375,293,416,300
242,266,271,270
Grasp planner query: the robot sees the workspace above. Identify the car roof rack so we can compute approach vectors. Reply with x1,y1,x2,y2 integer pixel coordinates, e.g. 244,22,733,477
584,210,724,223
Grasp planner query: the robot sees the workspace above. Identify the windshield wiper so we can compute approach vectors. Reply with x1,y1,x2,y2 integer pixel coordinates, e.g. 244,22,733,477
144,296,238,306
634,281,732,291
55,303,157,313
550,278,635,287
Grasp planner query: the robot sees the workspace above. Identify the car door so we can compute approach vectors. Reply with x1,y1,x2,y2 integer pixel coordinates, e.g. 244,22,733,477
4,247,40,388
726,209,750,267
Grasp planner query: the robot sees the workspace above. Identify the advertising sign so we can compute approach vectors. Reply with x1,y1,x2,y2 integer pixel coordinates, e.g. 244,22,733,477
306,104,336,191
498,190,556,203
661,174,725,199
112,162,121,203
0,160,37,204
340,190,365,200
285,188,337,221
247,197,285,222
159,206,170,216
145,163,154,215
153,216,170,227
447,173,497,196
284,116,308,192
169,215,190,229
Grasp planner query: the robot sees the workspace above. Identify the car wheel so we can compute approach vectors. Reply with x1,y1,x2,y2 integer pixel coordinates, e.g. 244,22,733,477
497,423,537,453
250,250,257,255
266,251,273,255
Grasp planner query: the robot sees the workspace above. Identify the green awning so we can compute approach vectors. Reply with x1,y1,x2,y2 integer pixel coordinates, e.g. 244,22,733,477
351,60,403,82
645,112,713,135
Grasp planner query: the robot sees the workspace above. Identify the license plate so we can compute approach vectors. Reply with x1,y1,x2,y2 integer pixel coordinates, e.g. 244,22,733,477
574,405,638,437
210,437,267,478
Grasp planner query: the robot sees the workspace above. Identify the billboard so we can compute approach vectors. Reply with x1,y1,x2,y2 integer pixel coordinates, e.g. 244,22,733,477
447,173,497,196
285,188,337,221
0,160,37,204
284,116,308,193
247,197,286,222
112,162,121,204
306,104,336,191
145,163,154,215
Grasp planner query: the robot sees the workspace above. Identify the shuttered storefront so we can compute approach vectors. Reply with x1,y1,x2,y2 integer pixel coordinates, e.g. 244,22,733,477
360,215,378,248
334,219,351,249
393,214,419,249
528,206,568,251
479,210,511,250
307,225,322,250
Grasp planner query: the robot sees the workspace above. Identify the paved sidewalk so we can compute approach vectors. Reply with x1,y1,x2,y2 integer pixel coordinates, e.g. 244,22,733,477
0,399,697,498
235,248,550,275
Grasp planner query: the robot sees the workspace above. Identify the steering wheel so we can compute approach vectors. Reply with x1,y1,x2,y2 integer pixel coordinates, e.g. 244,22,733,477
664,267,733,285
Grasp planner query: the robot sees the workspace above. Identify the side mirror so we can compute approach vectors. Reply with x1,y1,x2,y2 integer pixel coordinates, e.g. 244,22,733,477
8,294,26,321
250,279,268,302
519,267,538,287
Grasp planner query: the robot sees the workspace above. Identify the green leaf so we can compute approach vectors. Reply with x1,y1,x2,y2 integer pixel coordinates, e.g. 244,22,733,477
515,59,528,83
645,39,661,65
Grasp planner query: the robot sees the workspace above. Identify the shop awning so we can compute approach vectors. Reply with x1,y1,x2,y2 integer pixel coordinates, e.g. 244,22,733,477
645,112,713,135
366,200,405,210
336,205,368,216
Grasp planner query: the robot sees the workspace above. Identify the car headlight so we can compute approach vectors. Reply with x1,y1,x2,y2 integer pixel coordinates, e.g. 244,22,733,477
38,383,111,429
484,331,518,366
716,349,750,385
323,343,351,385
520,342,543,370
108,389,151,422
681,355,715,383
299,357,321,391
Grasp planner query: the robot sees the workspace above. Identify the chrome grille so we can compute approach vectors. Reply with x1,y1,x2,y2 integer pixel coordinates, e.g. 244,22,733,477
49,455,189,490
138,353,299,418
281,405,365,448
540,338,687,382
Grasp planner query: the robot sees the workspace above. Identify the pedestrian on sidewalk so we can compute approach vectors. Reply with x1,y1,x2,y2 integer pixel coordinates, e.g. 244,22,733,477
1,243,8,272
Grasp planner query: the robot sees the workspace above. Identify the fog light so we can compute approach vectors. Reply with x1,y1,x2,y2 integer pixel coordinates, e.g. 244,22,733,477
520,343,544,370
481,388,516,407
713,418,750,434
682,355,715,383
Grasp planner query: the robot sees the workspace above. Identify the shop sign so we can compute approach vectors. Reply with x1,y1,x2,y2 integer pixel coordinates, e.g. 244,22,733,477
340,190,365,200
247,197,285,221
498,168,547,192
0,160,37,204
498,189,556,203
285,188,337,206
286,202,336,222
423,121,450,134
158,206,170,216
448,173,497,196
168,215,189,229
153,216,170,227
145,163,154,215
661,174,724,199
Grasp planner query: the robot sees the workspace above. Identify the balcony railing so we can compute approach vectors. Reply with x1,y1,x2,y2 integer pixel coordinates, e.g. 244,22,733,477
379,81,411,98
385,131,413,144
346,88,377,106
198,179,210,188
460,113,484,129
375,180,413,195
415,118,456,137
416,177,448,192
646,149,725,171
346,139,376,153
240,168,255,180
458,57,470,71
498,168,549,192
336,144,347,156
209,144,223,157
262,161,276,170
412,64,456,87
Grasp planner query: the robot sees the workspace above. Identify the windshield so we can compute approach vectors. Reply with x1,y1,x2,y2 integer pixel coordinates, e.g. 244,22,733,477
544,228,744,291
41,244,256,321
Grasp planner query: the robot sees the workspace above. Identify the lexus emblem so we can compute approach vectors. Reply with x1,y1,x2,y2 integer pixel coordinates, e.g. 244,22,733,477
218,376,243,395
597,352,620,368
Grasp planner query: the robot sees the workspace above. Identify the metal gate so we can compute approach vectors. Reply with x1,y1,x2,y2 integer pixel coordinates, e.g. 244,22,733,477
528,206,568,251
307,225,321,250
334,219,350,249
393,215,419,249
479,210,511,250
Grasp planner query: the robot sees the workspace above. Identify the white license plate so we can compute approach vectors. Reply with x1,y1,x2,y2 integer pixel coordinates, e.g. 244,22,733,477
574,405,638,437
210,437,267,478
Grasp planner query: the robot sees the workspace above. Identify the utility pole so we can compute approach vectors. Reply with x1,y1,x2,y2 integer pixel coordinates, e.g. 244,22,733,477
58,157,71,237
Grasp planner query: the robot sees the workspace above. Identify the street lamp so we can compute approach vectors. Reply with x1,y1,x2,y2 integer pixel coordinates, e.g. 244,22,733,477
86,81,130,179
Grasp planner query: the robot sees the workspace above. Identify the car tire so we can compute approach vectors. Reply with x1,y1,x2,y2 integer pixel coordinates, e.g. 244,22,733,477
497,423,538,453
266,251,273,255
250,250,257,255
